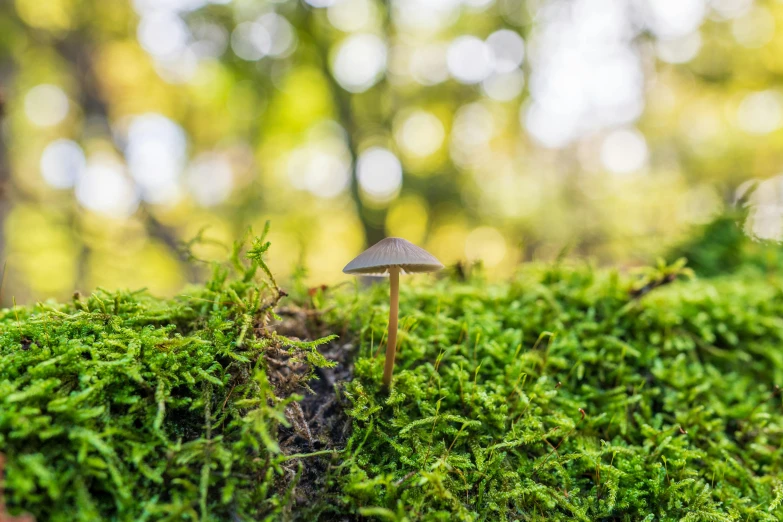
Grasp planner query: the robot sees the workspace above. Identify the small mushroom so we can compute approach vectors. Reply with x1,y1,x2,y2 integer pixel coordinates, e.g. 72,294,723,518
343,237,443,389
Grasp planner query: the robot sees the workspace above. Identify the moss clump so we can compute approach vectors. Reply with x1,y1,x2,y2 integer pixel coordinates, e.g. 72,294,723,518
0,230,336,521
320,262,783,521
668,211,783,277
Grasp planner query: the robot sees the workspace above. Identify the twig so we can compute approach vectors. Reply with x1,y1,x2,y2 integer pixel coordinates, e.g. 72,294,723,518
279,449,339,461
629,273,677,300
221,382,238,413
393,470,418,487
650,424,688,443
290,402,314,446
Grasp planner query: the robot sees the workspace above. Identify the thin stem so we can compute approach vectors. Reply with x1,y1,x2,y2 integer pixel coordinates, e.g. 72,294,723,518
383,267,400,390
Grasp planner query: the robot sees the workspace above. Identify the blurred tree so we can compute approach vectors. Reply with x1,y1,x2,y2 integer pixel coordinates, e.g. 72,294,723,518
1,0,783,304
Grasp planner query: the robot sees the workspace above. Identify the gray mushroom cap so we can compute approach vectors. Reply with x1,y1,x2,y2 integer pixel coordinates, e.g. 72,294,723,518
343,237,444,276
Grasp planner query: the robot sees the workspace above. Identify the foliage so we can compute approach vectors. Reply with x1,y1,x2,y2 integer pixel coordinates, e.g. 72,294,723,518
0,230,335,521
319,263,783,521
669,211,783,277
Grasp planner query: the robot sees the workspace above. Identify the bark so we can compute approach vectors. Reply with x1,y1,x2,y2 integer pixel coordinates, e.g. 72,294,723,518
307,11,386,247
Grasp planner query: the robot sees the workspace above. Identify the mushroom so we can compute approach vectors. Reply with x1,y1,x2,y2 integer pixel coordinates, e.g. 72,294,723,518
343,237,444,390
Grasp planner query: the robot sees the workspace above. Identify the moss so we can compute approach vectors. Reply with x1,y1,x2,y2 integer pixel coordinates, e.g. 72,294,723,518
3,232,783,521
0,228,336,521
668,211,783,277
321,261,783,521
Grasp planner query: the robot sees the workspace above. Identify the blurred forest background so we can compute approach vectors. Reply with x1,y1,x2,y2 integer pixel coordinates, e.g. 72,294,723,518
1,0,783,304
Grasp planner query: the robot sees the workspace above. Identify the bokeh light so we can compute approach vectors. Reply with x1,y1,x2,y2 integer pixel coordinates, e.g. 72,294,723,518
287,129,352,199
452,102,495,166
743,175,783,241
737,91,783,135
230,14,296,62
447,36,494,84
465,226,507,268
485,30,524,73
524,0,644,147
137,11,189,59
125,113,187,204
24,85,69,127
328,0,376,32
190,21,229,58
600,128,649,174
482,70,525,102
75,154,140,218
656,32,701,64
332,34,387,92
644,0,705,39
40,140,86,189
711,0,752,19
232,22,271,61
186,152,234,207
394,110,445,158
732,6,775,48
357,147,403,202
257,14,297,58
409,44,449,85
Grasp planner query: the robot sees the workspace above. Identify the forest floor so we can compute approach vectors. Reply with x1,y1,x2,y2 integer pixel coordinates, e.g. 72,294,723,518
2,235,783,521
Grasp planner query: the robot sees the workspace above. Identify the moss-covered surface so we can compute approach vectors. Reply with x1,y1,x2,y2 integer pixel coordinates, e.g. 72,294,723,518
0,232,339,521
3,234,783,521
322,263,783,521
668,211,783,277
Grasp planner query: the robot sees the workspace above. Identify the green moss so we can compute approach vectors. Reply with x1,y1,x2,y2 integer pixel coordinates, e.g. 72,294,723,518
668,211,783,277
3,233,783,521
0,229,336,521
321,262,783,521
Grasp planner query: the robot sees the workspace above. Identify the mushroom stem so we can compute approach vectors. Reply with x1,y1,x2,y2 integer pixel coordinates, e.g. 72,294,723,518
383,266,400,390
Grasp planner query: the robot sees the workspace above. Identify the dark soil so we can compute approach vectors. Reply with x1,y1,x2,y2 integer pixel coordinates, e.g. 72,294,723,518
270,305,357,514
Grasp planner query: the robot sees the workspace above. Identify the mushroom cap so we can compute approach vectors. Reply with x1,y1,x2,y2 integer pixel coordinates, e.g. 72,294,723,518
343,237,444,276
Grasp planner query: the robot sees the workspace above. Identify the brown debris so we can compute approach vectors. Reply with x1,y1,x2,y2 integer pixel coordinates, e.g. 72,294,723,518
268,303,356,510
